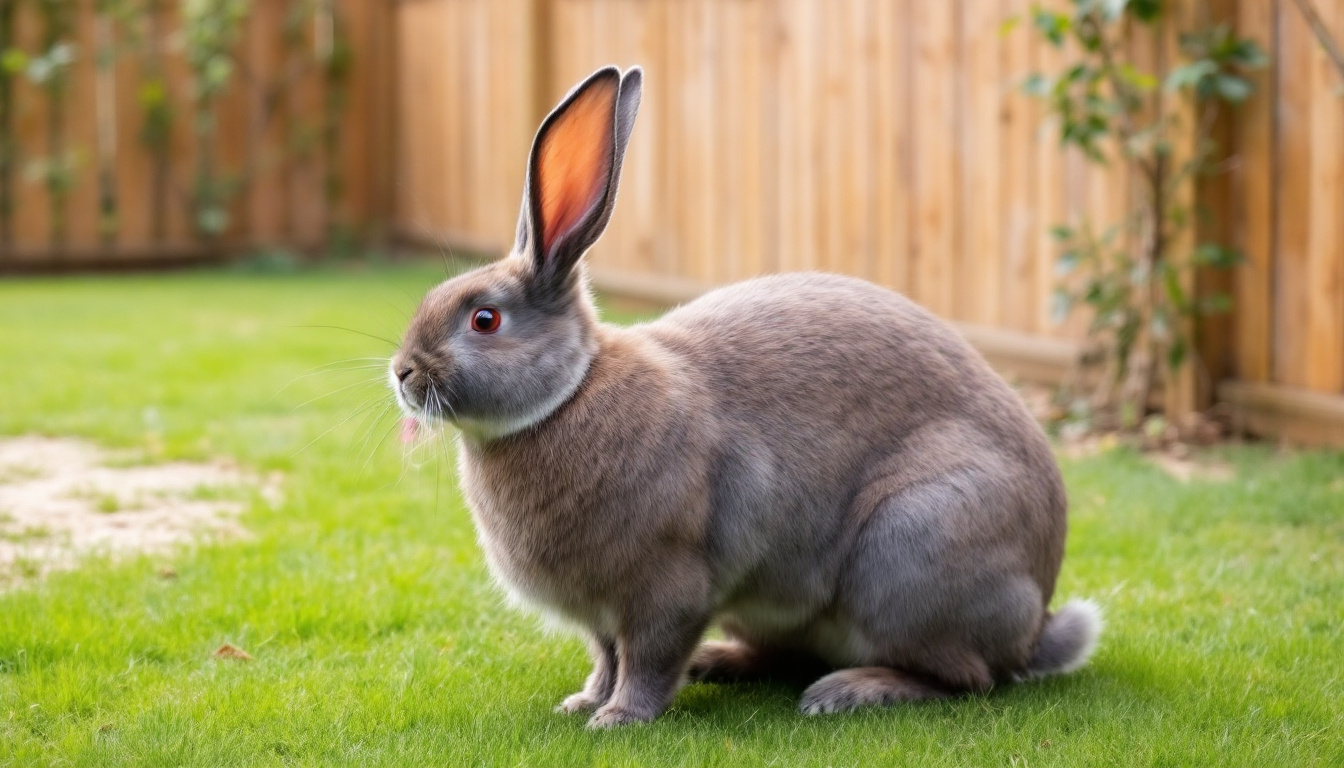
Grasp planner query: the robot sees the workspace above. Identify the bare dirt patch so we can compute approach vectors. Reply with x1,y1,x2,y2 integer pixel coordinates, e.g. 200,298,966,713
0,436,279,583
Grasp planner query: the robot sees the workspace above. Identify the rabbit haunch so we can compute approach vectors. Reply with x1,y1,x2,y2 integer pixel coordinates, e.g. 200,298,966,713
389,66,1100,727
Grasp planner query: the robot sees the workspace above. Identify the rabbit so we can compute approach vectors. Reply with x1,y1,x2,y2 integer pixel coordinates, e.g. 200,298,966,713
389,65,1101,728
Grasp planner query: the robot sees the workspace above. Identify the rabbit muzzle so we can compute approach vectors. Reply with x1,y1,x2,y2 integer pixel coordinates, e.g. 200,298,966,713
388,350,454,422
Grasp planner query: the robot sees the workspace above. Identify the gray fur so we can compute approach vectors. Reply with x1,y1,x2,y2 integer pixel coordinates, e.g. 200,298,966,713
390,66,1100,727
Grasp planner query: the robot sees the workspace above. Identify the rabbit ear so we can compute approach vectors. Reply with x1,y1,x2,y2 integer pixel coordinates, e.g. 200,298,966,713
517,66,642,289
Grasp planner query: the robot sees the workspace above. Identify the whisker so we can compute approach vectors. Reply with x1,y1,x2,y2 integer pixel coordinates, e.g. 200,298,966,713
288,324,400,348
271,358,390,400
287,377,387,413
361,417,401,475
291,399,384,458
430,380,460,422
355,400,396,461
275,360,387,387
410,211,466,278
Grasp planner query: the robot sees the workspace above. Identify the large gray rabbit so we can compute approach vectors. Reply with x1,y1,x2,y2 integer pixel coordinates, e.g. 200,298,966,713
390,66,1100,728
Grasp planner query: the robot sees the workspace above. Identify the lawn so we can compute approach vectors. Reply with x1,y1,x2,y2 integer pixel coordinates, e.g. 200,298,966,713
1,262,1341,767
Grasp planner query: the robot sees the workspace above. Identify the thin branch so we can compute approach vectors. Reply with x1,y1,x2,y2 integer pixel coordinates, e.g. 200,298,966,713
1093,15,1159,182
1289,0,1344,84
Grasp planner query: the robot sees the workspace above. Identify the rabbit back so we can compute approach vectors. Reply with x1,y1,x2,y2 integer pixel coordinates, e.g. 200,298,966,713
642,272,1067,677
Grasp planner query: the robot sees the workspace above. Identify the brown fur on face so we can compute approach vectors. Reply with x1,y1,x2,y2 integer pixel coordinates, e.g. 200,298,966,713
390,66,1100,728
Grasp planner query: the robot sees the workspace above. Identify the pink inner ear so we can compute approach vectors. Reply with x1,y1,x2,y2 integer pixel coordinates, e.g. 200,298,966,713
536,79,618,258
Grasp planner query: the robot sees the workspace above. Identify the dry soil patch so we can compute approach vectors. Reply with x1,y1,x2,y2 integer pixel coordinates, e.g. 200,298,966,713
0,436,277,583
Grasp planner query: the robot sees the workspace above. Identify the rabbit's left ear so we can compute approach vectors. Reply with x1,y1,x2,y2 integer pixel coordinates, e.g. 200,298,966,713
516,66,643,289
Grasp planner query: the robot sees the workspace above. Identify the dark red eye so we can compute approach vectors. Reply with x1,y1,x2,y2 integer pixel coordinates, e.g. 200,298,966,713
470,307,501,333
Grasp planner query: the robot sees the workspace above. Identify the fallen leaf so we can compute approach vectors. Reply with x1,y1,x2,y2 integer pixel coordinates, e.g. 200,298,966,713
213,643,253,661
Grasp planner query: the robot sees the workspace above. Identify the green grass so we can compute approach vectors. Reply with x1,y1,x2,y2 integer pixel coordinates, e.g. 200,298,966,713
1,262,1341,767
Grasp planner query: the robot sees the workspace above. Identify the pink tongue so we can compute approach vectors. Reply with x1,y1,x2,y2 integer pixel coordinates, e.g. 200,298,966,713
400,417,420,444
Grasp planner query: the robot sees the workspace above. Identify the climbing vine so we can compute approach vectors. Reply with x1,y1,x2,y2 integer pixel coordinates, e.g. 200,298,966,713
1025,0,1266,430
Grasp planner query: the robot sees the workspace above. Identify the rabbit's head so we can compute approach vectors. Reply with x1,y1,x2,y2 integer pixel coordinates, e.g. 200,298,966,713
391,66,642,440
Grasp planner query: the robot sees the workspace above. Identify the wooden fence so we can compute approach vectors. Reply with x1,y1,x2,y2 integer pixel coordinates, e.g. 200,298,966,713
0,0,395,265
395,0,1344,446
1218,0,1344,444
3,1,1341,445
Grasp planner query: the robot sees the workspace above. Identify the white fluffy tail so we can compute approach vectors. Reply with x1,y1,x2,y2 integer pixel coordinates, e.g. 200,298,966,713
1021,599,1103,680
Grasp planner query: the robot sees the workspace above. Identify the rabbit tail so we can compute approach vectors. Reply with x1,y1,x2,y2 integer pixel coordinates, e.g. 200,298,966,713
1021,599,1103,679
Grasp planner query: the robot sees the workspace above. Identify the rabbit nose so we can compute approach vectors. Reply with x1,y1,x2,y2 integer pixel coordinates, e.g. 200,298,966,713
396,365,414,382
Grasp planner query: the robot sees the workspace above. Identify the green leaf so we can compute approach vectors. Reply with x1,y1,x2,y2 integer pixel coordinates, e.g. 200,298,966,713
1056,251,1080,277
137,79,167,107
1167,336,1188,370
1165,60,1218,92
1127,0,1162,23
1050,288,1074,325
197,206,230,236
1230,39,1269,69
1193,243,1244,269
1022,73,1052,97
1199,293,1234,314
1118,63,1159,92
1213,73,1253,102
1062,63,1091,84
1050,225,1075,242
998,15,1022,37
1032,9,1071,47
1163,267,1190,313
0,48,28,75
1151,309,1170,339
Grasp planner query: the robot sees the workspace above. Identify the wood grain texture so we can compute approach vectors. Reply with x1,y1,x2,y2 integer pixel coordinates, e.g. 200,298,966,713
1231,0,1275,384
1303,0,1344,393
1274,1,1312,389
9,0,1344,416
1,0,393,258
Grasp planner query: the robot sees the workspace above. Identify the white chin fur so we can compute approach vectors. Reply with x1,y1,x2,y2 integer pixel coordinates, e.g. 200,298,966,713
388,352,591,443
455,359,592,443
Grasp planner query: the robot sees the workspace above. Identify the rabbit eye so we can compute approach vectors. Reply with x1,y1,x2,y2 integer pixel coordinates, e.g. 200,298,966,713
470,307,501,334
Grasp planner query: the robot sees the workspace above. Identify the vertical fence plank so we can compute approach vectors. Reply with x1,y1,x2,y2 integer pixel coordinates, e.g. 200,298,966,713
113,7,149,247
759,0,782,276
395,0,444,241
12,4,48,252
817,0,842,276
1275,1,1312,389
962,0,1004,327
245,1,289,246
64,0,99,250
775,0,818,274
870,0,909,293
911,0,957,317
733,0,765,282
999,0,1038,334
688,0,717,285
338,0,373,237
843,0,875,283
1304,0,1344,393
628,0,664,276
1033,22,1068,337
1232,0,1276,384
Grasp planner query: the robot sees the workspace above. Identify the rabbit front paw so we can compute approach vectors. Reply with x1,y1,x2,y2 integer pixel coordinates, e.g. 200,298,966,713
556,691,606,714
586,703,655,729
